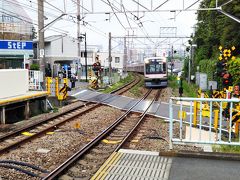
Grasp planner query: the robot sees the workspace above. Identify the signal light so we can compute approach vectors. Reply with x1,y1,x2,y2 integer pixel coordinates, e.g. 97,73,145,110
222,72,232,88
216,61,227,77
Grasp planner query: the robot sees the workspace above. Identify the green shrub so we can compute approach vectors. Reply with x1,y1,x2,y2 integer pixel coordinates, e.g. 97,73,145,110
30,64,40,70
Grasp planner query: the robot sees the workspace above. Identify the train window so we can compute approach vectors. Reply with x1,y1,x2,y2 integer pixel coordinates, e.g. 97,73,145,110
163,62,166,72
146,63,164,74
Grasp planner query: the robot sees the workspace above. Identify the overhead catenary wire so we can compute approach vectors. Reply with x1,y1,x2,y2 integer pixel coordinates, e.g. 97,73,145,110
70,0,91,13
122,4,133,30
45,0,65,13
2,0,194,53
0,8,69,35
2,0,151,51
107,2,148,48
131,0,150,11
6,0,61,19
104,0,155,46
153,0,169,11
106,0,127,31
25,0,65,14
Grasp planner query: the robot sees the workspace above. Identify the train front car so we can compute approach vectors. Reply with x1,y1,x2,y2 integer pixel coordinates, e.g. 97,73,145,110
144,57,168,88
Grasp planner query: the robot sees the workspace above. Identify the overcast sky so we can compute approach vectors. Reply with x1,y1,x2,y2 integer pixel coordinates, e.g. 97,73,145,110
14,0,201,51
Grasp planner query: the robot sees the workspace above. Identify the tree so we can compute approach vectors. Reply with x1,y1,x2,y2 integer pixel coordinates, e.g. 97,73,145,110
193,0,240,86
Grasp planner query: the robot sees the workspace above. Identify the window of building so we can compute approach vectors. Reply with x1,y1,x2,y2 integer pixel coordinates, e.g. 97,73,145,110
115,57,120,63
81,51,93,58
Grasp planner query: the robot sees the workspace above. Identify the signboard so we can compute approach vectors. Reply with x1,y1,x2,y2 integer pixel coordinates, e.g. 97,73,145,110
0,40,33,50
199,73,208,91
208,81,217,90
196,72,208,90
40,49,44,58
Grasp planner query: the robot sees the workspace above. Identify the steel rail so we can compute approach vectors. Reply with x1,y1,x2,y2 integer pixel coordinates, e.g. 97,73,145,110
115,89,161,151
0,74,140,155
0,74,138,142
42,88,153,180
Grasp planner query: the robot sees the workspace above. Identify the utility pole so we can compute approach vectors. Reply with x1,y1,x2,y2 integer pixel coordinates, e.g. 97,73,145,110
108,32,112,84
77,0,81,82
123,36,127,74
171,45,173,75
84,33,87,82
38,0,45,89
188,46,191,84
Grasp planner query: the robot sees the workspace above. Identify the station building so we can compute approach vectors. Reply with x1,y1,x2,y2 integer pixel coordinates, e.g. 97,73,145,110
0,0,34,69
0,1,48,125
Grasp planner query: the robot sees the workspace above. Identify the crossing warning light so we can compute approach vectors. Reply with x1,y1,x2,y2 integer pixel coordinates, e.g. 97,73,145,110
222,73,232,88
216,61,227,76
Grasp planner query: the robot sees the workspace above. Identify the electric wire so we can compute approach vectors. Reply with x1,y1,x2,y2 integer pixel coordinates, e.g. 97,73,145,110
25,0,64,13
106,0,126,31
70,0,91,13
45,0,64,13
5,0,60,18
0,8,69,35
153,0,169,11
105,0,155,46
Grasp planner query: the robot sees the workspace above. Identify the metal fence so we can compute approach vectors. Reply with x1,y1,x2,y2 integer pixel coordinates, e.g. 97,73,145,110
169,97,240,149
29,70,43,90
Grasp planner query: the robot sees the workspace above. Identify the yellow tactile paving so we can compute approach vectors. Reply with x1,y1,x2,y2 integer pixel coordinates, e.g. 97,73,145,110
91,152,123,180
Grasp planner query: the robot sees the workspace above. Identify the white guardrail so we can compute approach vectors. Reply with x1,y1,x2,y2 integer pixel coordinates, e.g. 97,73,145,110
169,97,240,149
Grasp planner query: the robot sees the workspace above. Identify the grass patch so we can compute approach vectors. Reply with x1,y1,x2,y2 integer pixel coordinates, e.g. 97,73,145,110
100,73,134,93
182,80,198,97
168,75,178,90
129,78,144,97
168,75,198,97
53,107,59,113
212,144,240,153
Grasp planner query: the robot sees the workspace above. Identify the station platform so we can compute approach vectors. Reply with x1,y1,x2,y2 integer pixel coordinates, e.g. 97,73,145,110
0,91,48,106
0,91,48,124
92,149,240,180
92,149,172,180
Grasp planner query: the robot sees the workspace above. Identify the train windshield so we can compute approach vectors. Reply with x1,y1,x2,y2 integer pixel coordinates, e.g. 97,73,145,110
145,61,166,74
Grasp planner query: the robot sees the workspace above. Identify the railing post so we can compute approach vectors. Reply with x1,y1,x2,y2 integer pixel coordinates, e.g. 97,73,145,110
214,110,219,130
193,101,198,127
169,98,173,150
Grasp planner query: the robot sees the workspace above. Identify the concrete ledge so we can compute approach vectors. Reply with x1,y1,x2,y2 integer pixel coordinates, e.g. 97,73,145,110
0,91,48,106
159,151,240,161
119,149,159,156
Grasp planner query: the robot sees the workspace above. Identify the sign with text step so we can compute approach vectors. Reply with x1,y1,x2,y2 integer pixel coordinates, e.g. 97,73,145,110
0,40,33,50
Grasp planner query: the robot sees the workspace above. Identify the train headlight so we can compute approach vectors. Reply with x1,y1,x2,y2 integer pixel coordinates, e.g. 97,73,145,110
145,59,149,64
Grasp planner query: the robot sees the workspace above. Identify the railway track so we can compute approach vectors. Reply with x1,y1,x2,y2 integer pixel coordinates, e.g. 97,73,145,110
0,74,141,156
43,89,162,180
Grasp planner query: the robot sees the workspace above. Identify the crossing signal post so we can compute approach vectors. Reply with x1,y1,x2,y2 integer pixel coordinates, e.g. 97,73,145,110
91,61,101,89
222,72,232,89
216,46,236,90
216,61,227,77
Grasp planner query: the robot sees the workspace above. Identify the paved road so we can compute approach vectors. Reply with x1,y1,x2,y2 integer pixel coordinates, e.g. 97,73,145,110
169,157,240,180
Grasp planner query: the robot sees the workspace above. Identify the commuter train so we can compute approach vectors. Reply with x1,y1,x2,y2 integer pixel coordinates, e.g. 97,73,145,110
127,56,168,87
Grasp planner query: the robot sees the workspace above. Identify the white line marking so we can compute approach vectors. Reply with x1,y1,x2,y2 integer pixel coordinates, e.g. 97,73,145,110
72,89,87,96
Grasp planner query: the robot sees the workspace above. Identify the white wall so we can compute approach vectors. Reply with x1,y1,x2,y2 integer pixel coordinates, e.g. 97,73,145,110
97,52,124,69
45,36,78,58
0,69,28,99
